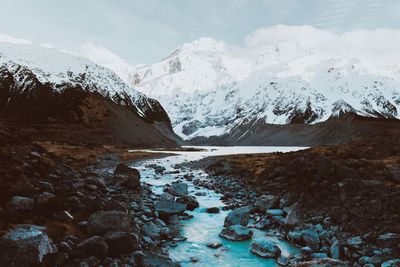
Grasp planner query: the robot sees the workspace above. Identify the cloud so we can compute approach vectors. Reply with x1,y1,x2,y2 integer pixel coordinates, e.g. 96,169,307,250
0,33,32,44
244,25,400,64
78,42,134,81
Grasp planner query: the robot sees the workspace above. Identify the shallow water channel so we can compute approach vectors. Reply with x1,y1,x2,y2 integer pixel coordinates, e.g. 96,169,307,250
131,146,306,267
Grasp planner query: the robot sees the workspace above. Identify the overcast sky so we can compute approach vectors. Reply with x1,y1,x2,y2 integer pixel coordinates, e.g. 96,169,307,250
1,0,400,65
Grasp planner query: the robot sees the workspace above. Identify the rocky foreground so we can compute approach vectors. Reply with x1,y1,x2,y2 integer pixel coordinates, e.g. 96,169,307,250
0,127,197,266
180,126,400,266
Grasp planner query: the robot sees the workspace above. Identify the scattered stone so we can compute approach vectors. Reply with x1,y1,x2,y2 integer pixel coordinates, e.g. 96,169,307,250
154,193,187,216
254,195,278,211
301,229,320,251
250,239,281,258
77,236,108,259
224,206,252,227
0,225,56,266
284,203,302,228
377,233,400,247
7,196,34,211
219,225,253,241
87,211,130,235
166,181,188,196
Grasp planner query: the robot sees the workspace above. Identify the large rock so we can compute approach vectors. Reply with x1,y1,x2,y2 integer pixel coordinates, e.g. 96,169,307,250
284,203,302,228
130,251,179,267
250,239,281,258
382,259,400,267
77,236,108,259
177,195,199,211
301,229,320,251
87,211,130,235
104,231,139,256
254,195,278,211
7,196,34,211
224,206,252,227
113,163,141,190
154,193,187,216
166,181,188,196
0,225,56,267
377,233,400,247
219,225,253,241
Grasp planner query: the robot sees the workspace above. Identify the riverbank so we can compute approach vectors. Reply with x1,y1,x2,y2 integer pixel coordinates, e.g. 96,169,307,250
183,130,400,266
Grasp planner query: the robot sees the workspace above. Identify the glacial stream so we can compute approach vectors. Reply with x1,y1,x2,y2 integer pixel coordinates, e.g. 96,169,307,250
131,146,306,267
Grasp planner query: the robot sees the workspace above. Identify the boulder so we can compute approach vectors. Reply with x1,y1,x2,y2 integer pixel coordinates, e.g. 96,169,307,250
154,193,187,216
377,233,400,247
34,192,56,206
0,225,56,267
266,209,284,217
254,195,278,211
382,259,400,267
224,206,252,227
284,203,302,228
301,229,320,251
177,195,199,211
77,236,108,259
219,225,253,241
87,211,130,235
346,236,363,249
250,239,281,258
206,207,220,213
113,163,141,190
7,196,34,211
104,231,139,256
166,181,188,196
142,222,162,240
330,240,340,259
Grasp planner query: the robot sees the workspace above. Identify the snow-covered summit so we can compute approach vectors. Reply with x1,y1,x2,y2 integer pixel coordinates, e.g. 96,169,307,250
129,35,400,140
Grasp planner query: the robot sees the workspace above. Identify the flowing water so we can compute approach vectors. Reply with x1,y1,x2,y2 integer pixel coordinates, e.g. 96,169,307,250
131,146,307,267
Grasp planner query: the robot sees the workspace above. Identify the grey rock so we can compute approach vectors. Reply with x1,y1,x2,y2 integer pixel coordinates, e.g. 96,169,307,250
113,163,141,190
250,239,281,258
224,206,252,227
346,236,363,249
377,233,400,247
7,196,34,211
330,240,340,259
312,252,328,259
0,224,56,267
177,195,199,211
130,251,179,267
87,211,130,235
34,192,56,205
266,209,284,217
219,225,253,241
277,255,289,265
166,181,188,196
77,236,108,258
207,242,222,249
285,203,302,228
254,195,278,211
154,193,187,216
382,259,400,267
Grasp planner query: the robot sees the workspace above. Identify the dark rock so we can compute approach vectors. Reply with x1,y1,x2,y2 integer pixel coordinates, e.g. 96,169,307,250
346,236,363,249
206,207,220,213
207,242,222,249
154,193,187,216
224,206,252,227
377,233,400,247
330,240,340,259
277,254,289,265
254,195,278,211
130,251,179,267
382,259,400,267
113,163,141,190
166,181,188,196
0,225,56,267
52,252,68,265
87,211,130,235
53,210,74,221
266,209,284,217
250,239,281,258
35,192,56,205
7,196,34,211
77,236,108,259
301,229,320,251
104,231,139,256
284,202,302,228
219,225,253,241
178,195,199,211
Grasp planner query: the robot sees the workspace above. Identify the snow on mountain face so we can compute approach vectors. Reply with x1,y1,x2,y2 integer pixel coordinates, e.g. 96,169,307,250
0,41,166,121
129,37,400,140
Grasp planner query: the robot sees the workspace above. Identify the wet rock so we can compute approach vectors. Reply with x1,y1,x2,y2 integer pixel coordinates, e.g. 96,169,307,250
77,236,108,259
104,231,139,256
250,239,281,258
301,229,320,251
177,195,199,211
0,225,56,267
130,251,179,267
224,206,252,227
301,246,314,258
206,207,220,213
7,196,34,211
219,225,253,241
311,252,328,259
207,242,222,249
113,163,141,190
346,236,363,249
166,181,188,196
38,181,54,192
330,240,340,259
254,195,278,212
254,218,270,229
266,209,284,217
35,192,56,205
277,254,289,265
382,259,400,267
87,211,130,235
142,222,162,240
295,258,348,266
154,193,187,216
377,233,400,247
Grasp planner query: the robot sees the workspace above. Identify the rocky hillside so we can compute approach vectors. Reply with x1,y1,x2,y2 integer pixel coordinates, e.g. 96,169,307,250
130,37,400,145
0,42,180,147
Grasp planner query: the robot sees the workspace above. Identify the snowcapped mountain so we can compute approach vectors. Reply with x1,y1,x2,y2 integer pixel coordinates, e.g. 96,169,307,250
0,41,179,146
129,37,400,141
